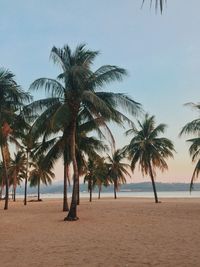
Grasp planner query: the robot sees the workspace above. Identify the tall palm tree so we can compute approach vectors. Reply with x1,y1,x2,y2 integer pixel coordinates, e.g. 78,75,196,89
29,44,141,220
29,155,55,201
125,114,174,203
180,103,200,191
107,149,131,199
0,68,31,209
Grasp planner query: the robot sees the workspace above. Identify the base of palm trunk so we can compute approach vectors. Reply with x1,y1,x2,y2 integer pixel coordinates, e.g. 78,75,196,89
64,216,79,221
63,207,69,212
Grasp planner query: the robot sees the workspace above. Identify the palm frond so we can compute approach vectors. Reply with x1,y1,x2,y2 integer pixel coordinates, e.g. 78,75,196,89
30,78,65,98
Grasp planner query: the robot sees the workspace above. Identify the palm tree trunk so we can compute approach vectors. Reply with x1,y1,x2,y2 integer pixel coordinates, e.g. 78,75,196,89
114,181,117,199
24,151,29,205
77,177,80,205
13,185,16,202
11,187,14,200
98,184,101,199
13,171,17,202
63,163,69,211
89,179,92,202
0,183,4,200
64,119,79,221
149,162,159,203
1,142,10,210
37,178,40,201
0,184,2,200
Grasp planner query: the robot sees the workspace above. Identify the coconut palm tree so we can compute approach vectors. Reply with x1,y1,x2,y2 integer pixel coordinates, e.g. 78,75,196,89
180,103,200,191
107,149,131,199
96,174,108,199
93,157,110,199
29,44,141,220
17,129,39,205
84,158,97,202
9,151,26,201
0,68,31,209
125,114,174,203
29,155,55,201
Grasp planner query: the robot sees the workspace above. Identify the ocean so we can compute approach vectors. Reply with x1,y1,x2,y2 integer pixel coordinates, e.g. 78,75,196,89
16,190,200,199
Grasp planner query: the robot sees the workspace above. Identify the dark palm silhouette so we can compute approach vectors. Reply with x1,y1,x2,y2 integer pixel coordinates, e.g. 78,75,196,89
0,68,30,209
125,114,174,203
180,103,200,191
107,149,131,199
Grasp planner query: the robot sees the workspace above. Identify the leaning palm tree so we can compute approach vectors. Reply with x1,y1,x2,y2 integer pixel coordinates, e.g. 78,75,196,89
0,68,31,209
107,149,131,199
180,103,200,191
29,44,141,221
125,114,174,203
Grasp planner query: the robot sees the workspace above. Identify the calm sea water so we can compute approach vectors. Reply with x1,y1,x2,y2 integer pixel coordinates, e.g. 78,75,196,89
17,191,200,199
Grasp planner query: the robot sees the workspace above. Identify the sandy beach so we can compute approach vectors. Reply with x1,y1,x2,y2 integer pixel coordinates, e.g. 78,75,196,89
0,198,200,267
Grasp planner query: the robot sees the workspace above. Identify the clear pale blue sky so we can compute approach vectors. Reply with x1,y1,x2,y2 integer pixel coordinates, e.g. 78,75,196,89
1,0,200,182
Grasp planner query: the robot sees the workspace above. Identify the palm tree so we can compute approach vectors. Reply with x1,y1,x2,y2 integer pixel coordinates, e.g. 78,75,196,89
86,156,109,199
107,149,131,199
142,0,166,13
84,158,97,202
17,129,39,206
9,151,26,201
29,155,55,201
180,103,200,191
96,166,110,199
125,114,174,203
29,44,141,220
0,68,31,209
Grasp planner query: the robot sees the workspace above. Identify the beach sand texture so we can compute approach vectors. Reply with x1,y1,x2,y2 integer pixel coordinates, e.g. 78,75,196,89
0,198,200,267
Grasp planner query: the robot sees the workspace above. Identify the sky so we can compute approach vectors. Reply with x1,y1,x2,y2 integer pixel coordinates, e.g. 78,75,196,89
1,0,200,183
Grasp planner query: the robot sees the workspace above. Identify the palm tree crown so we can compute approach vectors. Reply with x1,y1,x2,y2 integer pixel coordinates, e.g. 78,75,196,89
107,149,131,199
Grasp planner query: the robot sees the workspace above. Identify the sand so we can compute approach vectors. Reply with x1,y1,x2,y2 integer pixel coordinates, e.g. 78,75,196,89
0,197,200,267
